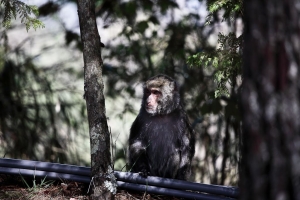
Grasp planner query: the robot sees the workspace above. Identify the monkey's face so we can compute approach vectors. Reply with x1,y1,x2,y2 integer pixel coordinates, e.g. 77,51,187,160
144,88,161,114
142,75,180,115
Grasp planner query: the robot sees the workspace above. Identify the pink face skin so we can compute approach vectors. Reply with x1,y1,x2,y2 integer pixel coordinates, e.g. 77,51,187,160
145,88,161,114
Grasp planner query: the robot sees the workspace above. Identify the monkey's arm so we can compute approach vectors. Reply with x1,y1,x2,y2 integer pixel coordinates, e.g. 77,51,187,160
128,117,150,177
177,122,195,180
128,140,150,177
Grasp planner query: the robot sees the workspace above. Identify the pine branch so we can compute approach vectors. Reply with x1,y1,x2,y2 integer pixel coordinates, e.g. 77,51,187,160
1,0,44,31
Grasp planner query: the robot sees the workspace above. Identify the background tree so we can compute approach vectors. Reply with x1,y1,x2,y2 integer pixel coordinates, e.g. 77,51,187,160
241,0,300,199
188,0,243,184
0,1,89,164
77,0,113,199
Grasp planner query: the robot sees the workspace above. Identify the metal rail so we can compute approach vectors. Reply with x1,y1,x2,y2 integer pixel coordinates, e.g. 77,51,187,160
0,158,238,200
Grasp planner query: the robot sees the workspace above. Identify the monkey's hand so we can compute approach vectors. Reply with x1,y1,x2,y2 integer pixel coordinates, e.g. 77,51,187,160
138,169,150,178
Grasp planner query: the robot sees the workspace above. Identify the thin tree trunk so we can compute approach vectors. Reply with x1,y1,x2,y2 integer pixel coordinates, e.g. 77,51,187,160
241,1,300,200
77,0,113,199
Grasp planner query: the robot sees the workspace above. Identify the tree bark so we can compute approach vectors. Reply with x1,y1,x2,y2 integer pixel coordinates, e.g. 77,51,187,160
77,0,113,199
241,1,300,200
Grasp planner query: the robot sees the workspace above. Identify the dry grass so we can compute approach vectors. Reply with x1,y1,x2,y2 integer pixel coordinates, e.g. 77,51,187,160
0,175,88,200
0,175,180,200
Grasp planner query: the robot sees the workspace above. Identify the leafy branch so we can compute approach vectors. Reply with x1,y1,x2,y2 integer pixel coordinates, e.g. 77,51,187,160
1,0,44,31
206,0,243,24
188,33,242,97
188,0,243,98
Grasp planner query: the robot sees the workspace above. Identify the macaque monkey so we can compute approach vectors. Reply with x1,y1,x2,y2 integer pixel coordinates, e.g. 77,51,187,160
128,74,195,180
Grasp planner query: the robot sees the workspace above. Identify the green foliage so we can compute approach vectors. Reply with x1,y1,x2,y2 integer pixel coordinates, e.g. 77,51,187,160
188,0,243,98
1,0,45,31
188,33,242,97
206,0,243,24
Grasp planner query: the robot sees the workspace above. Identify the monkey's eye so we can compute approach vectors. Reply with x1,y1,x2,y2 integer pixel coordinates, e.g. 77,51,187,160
152,90,161,95
145,89,151,96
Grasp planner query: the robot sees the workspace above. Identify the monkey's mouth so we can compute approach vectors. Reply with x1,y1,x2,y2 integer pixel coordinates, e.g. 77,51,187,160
145,106,156,113
146,105,153,110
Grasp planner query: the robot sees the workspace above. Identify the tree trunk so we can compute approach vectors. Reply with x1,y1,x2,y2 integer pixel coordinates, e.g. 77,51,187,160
77,0,113,199
241,1,300,200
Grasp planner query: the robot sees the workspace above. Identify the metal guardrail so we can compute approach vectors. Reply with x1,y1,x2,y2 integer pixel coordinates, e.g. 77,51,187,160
0,158,239,200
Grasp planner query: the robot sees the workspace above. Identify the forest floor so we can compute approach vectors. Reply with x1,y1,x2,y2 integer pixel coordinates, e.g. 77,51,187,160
0,174,180,200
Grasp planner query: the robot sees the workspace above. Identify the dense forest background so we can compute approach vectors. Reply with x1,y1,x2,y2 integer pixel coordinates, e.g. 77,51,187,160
0,0,242,186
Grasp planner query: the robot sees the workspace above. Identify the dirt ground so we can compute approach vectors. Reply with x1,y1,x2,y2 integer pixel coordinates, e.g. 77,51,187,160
0,175,180,200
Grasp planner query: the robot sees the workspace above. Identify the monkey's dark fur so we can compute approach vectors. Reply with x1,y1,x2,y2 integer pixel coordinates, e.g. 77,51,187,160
128,74,195,180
